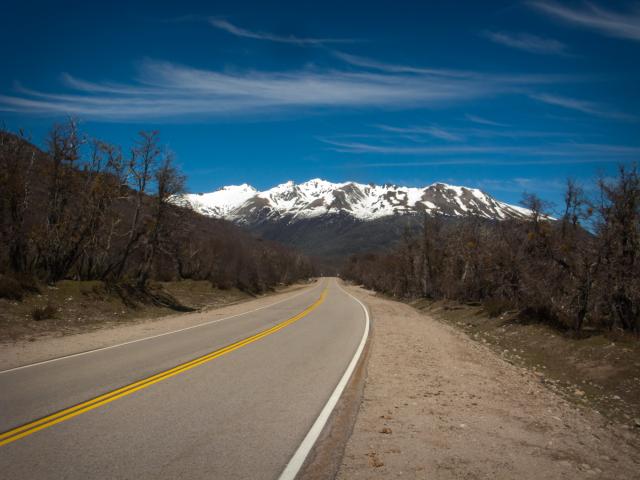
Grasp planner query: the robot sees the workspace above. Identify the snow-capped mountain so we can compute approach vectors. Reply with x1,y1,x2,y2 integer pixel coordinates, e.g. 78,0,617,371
184,178,530,223
185,183,258,218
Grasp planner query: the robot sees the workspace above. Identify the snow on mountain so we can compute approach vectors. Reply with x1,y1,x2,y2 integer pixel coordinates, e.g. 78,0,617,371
187,184,257,217
183,178,530,223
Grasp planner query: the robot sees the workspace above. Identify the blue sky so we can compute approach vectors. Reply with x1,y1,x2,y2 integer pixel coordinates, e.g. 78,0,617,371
1,0,639,210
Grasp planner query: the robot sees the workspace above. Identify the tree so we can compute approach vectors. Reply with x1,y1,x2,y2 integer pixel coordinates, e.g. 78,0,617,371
111,130,161,281
0,128,35,273
136,152,185,287
594,164,640,333
78,139,125,279
35,119,87,282
342,170,640,334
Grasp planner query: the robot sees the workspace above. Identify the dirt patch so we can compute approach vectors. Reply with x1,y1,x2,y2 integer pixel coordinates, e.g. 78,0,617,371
337,286,639,480
0,279,255,344
416,298,640,427
0,280,314,370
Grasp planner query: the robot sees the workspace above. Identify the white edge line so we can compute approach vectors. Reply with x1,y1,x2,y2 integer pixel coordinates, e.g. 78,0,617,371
0,281,321,375
277,280,370,480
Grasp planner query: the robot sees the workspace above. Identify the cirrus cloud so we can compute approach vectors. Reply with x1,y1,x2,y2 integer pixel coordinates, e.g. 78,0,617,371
482,31,570,55
530,92,638,121
208,18,354,45
530,1,640,41
0,57,590,121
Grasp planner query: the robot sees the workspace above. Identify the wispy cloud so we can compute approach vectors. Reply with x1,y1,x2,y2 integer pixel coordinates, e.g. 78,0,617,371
530,1,640,41
331,126,584,145
462,128,584,139
334,51,588,84
323,138,640,161
373,124,582,140
325,140,529,155
332,51,477,78
482,31,570,55
340,157,637,168
487,177,601,194
376,124,464,141
530,93,637,120
465,114,509,127
0,56,586,121
208,18,352,45
471,177,569,193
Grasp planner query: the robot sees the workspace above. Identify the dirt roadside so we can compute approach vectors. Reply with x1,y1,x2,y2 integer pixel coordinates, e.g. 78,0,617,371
0,279,312,344
0,281,313,371
336,285,639,480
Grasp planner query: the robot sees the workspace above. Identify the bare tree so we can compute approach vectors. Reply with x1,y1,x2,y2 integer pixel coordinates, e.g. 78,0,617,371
343,168,640,335
594,164,640,333
0,128,35,273
111,131,161,281
136,152,185,287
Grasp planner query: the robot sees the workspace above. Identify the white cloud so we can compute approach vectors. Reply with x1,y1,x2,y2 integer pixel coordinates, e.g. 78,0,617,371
340,157,637,167
332,51,477,78
325,140,528,155
208,18,352,45
0,57,575,121
333,51,586,84
472,177,568,193
330,126,582,145
530,1,640,41
482,31,569,55
465,114,509,127
530,93,637,120
376,124,464,141
0,50,605,122
323,138,640,162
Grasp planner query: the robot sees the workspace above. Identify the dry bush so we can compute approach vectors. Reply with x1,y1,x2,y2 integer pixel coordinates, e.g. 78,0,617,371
0,273,39,300
483,298,514,318
31,304,57,321
0,276,24,300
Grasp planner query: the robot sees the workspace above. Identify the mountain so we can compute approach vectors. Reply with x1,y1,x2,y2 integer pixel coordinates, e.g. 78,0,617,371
183,179,532,268
185,178,530,223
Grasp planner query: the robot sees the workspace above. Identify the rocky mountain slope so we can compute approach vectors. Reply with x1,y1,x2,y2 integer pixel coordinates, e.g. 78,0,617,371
185,178,530,224
183,179,531,267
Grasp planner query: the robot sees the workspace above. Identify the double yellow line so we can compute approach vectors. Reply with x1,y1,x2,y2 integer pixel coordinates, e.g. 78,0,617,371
0,288,327,448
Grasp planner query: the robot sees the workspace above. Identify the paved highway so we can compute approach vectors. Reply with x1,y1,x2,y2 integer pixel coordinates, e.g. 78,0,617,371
0,278,369,479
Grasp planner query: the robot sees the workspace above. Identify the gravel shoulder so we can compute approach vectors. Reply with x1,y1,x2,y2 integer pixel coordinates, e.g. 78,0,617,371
0,281,313,371
337,285,640,480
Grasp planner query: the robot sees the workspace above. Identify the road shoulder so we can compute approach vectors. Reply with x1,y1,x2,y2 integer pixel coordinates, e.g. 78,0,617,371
296,282,372,480
336,285,639,480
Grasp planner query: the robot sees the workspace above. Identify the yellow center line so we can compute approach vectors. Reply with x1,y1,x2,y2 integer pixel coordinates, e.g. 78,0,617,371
0,288,328,448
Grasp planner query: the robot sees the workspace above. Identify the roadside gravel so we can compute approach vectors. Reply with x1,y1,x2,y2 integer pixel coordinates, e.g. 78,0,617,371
337,285,639,480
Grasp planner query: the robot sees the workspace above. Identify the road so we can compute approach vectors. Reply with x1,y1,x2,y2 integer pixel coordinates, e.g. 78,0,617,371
0,277,369,479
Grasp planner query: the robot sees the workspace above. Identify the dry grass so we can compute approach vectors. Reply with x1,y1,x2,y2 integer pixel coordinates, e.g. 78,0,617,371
0,279,250,343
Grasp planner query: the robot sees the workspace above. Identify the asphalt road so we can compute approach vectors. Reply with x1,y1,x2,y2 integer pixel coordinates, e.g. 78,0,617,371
0,277,368,479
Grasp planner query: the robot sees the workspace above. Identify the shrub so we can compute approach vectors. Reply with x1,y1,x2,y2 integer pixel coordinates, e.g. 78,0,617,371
31,304,57,321
483,298,513,318
0,273,40,301
0,275,24,300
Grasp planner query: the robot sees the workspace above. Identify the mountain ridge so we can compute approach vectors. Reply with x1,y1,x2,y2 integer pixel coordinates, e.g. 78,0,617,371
184,178,531,224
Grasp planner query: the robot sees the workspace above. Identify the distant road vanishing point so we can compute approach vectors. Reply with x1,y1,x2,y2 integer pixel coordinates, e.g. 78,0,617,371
0,278,369,480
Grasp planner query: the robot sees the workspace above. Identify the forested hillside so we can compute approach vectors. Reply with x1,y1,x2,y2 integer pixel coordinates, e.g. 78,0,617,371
343,171,640,334
0,121,314,302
